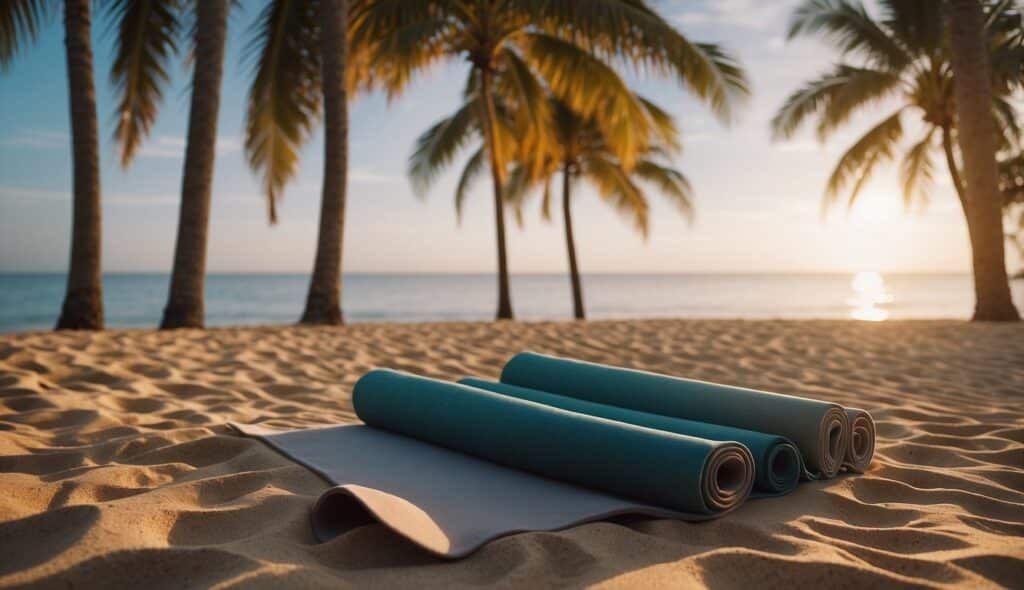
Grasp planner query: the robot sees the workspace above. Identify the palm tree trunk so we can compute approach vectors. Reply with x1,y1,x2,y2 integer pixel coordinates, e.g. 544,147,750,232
56,0,103,330
160,0,229,329
562,164,585,320
300,0,349,325
478,66,514,320
948,0,1020,321
940,124,969,218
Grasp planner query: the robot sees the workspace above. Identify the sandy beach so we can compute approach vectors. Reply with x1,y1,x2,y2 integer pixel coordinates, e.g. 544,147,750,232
0,319,1021,588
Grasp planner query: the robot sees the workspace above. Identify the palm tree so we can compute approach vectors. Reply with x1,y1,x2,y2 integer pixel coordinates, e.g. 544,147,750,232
773,0,1023,321
246,0,369,325
2,0,105,330
160,0,230,328
298,0,349,324
506,98,693,320
356,0,748,320
948,0,1020,320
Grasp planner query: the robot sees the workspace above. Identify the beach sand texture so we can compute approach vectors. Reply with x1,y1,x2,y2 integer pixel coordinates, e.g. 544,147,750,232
0,320,1021,589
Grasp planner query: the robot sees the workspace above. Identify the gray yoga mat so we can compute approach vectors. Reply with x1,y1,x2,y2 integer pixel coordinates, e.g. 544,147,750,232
231,369,761,558
232,422,730,558
501,352,852,478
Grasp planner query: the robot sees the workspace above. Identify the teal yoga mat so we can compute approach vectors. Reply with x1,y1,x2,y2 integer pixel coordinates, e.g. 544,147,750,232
501,352,852,479
458,378,802,495
353,369,755,515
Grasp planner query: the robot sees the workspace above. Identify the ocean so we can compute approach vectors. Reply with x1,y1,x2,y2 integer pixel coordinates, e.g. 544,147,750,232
1,272,1022,333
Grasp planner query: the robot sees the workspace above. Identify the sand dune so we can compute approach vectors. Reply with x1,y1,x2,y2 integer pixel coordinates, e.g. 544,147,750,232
0,320,1021,588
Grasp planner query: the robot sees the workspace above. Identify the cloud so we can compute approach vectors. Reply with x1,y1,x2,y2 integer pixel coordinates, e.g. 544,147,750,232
773,139,822,153
0,129,68,149
349,168,399,184
0,186,257,207
137,135,242,158
668,0,796,30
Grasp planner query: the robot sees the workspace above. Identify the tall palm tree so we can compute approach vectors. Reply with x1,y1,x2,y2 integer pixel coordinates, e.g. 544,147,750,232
299,0,349,324
948,0,1019,320
356,0,748,320
506,98,693,320
773,0,1024,217
2,0,105,330
245,0,371,325
160,0,230,328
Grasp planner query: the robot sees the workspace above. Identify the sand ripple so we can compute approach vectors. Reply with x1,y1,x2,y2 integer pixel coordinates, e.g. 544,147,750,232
0,320,1021,588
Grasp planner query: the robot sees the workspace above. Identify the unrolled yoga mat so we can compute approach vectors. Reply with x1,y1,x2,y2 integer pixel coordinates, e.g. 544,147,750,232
233,369,758,558
458,377,802,495
501,352,861,478
233,422,707,557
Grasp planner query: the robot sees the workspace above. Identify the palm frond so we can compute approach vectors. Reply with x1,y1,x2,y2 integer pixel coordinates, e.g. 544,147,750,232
534,0,750,122
351,0,455,99
540,177,553,221
877,0,943,56
583,153,650,238
0,0,51,70
771,64,900,141
788,0,911,69
824,109,904,210
454,147,485,223
408,99,478,195
107,0,181,167
243,0,322,224
992,95,1022,153
632,159,694,223
637,95,681,153
519,32,650,168
900,128,935,209
495,47,556,175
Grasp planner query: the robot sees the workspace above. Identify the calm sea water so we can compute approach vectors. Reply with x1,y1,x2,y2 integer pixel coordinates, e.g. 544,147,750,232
1,272,1022,333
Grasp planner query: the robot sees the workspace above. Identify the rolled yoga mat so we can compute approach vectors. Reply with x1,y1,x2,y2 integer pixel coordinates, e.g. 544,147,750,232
501,352,852,479
844,408,875,472
458,377,802,495
355,369,755,514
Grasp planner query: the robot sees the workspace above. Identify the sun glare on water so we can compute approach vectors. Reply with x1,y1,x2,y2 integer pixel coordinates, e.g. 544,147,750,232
848,271,893,321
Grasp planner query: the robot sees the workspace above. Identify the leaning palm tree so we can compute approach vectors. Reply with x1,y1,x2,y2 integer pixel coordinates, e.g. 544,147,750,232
2,0,104,329
505,98,693,320
773,0,1023,321
356,0,748,320
948,0,1019,320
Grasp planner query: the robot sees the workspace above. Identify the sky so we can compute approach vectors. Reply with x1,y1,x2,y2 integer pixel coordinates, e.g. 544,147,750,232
0,0,1016,275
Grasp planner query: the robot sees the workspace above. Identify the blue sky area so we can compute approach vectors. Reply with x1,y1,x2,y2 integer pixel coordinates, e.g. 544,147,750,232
0,0,1006,274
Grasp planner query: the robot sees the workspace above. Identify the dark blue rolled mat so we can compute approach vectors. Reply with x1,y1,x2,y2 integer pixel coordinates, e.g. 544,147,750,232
458,378,802,495
353,369,755,515
500,352,851,479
